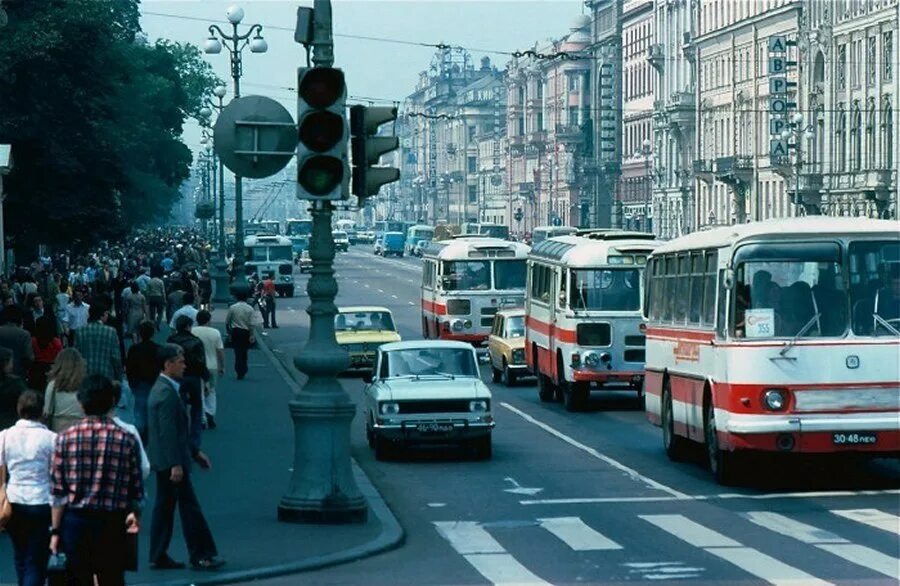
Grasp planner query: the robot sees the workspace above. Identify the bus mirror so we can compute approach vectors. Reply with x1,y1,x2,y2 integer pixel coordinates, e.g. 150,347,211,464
440,277,450,289
724,268,735,289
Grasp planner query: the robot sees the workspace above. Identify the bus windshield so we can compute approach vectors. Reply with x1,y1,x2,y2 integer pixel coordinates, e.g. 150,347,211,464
570,268,641,311
269,246,292,261
849,240,900,337
733,243,848,338
443,261,491,291
494,260,526,290
248,247,268,262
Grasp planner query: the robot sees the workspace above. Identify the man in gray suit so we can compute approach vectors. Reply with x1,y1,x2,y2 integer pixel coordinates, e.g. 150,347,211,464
147,343,224,571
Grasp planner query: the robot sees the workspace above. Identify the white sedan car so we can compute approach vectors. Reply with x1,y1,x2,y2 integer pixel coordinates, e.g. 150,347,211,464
364,341,494,460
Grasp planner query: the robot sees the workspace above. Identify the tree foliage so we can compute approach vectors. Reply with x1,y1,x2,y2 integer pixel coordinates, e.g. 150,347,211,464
0,0,220,250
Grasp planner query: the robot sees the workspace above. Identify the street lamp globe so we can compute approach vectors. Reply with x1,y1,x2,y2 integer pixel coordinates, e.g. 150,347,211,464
203,36,222,54
803,129,816,141
642,138,651,151
200,137,208,146
199,106,213,119
791,112,805,126
214,85,227,99
780,129,792,141
249,34,268,53
226,5,245,24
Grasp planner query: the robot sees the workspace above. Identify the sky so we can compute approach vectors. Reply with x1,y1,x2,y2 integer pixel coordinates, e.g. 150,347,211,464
140,0,585,155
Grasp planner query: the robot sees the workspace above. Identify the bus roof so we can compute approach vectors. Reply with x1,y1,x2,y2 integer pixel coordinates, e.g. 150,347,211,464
244,234,291,246
652,217,899,256
530,233,663,267
422,237,530,260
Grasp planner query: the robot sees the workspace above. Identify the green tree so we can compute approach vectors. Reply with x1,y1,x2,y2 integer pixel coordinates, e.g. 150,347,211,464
0,0,220,253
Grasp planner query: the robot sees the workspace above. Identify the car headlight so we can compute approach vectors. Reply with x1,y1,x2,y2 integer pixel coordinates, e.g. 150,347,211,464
763,389,787,411
469,400,489,413
380,402,400,415
584,352,600,367
512,349,525,364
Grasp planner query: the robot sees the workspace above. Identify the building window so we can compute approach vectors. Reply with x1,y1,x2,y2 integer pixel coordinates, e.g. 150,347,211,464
866,101,876,168
468,185,477,204
836,105,847,171
467,156,477,173
885,32,894,81
884,97,894,170
867,36,877,86
838,44,847,88
853,39,863,87
850,102,862,171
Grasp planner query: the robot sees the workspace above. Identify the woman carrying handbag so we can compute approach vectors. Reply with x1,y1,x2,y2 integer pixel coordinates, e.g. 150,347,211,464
0,391,57,586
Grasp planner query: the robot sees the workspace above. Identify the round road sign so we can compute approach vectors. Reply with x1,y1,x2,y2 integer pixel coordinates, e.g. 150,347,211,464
213,95,297,179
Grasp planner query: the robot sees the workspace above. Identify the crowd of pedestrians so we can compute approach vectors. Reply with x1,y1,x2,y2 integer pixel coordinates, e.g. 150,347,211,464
0,228,262,585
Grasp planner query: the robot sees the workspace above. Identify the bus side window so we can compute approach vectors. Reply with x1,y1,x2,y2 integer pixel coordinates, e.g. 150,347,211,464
558,268,567,308
702,252,718,327
716,269,728,339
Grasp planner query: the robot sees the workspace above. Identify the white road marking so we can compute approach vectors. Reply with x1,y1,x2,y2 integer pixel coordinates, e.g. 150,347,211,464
831,509,900,535
500,402,688,499
408,301,415,306
427,503,446,508
364,284,370,288
391,294,398,299
641,514,831,586
377,289,384,293
624,561,705,581
537,517,622,551
520,489,900,506
745,512,900,579
434,521,550,585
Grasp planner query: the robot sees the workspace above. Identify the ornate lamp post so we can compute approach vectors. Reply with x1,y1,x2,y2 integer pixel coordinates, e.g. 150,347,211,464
780,112,816,216
199,84,231,303
203,5,268,296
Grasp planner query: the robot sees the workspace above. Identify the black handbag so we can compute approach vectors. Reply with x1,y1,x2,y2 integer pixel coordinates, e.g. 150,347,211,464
124,531,139,571
47,552,67,586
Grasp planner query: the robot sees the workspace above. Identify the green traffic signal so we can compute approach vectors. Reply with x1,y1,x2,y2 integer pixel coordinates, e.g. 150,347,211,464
298,155,344,196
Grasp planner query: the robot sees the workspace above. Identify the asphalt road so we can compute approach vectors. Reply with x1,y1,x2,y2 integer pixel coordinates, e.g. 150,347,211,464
259,246,900,586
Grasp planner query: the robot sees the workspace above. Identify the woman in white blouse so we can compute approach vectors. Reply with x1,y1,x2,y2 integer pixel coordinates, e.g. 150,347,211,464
0,390,56,586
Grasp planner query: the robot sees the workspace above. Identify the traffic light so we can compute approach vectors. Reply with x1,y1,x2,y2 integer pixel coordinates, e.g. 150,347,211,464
296,67,349,201
350,105,400,205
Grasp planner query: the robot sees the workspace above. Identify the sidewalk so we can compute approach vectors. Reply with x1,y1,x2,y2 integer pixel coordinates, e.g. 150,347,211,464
0,310,402,586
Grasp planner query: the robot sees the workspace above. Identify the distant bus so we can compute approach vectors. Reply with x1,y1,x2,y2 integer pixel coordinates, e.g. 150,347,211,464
374,220,405,239
286,218,313,237
461,222,510,241
532,225,577,244
243,234,295,297
258,220,280,235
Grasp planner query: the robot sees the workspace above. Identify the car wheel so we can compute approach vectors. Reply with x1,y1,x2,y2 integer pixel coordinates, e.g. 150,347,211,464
471,434,492,460
501,359,516,386
537,374,555,402
366,421,374,448
662,380,690,461
705,398,739,485
491,363,502,383
374,435,395,461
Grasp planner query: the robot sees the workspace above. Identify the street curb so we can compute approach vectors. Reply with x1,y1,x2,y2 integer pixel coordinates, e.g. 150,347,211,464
138,328,405,586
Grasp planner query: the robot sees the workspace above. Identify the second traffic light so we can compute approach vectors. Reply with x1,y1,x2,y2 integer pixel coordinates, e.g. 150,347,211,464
296,67,349,201
350,105,400,205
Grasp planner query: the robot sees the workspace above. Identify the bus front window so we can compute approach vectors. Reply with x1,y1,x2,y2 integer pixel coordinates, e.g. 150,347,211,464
248,248,268,261
734,253,847,339
443,261,490,291
494,260,526,290
569,269,641,311
269,246,292,262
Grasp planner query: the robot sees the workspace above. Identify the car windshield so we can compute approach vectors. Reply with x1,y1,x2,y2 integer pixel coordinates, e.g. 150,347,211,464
335,311,395,332
443,261,490,291
734,245,848,338
494,260,526,290
849,240,900,337
381,348,478,378
570,268,641,311
505,316,525,337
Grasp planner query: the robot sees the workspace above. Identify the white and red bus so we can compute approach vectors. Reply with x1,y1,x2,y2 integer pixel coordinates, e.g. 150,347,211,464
421,237,530,344
643,216,900,484
525,231,662,411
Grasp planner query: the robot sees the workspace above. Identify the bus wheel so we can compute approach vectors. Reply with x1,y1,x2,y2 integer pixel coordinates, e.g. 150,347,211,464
537,374,555,402
662,380,690,461
563,382,588,412
705,399,739,485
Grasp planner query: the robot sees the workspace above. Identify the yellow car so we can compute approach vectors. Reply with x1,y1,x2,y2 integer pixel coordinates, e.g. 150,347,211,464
487,309,529,386
335,306,401,371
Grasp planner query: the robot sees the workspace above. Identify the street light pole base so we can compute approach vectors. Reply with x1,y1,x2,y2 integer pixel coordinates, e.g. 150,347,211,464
277,501,368,524
210,256,232,304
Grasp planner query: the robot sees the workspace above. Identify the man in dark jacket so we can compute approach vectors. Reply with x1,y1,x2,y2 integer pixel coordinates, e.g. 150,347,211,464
147,344,223,570
166,316,208,453
0,306,34,379
126,320,161,439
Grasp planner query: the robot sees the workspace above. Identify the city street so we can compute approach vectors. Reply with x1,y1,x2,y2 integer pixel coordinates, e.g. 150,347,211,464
258,246,900,586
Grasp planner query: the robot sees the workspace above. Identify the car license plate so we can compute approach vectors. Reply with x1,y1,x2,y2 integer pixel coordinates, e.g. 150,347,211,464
832,432,877,445
417,423,453,434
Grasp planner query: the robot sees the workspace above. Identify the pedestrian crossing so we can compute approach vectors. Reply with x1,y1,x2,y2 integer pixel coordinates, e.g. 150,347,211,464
434,508,900,585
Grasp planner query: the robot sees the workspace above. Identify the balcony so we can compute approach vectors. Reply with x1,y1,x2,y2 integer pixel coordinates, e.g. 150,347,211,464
647,43,664,72
788,173,824,213
693,159,714,183
666,91,695,129
555,124,583,141
527,130,548,144
714,156,753,186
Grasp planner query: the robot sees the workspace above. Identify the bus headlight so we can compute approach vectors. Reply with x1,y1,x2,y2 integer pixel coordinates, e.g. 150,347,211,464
380,402,400,415
451,319,464,332
463,319,472,329
763,389,788,411
584,352,600,367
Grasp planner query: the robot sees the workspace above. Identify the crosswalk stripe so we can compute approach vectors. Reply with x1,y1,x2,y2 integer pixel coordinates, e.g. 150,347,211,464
537,517,623,551
831,509,900,535
641,514,831,586
745,512,899,579
434,522,551,585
